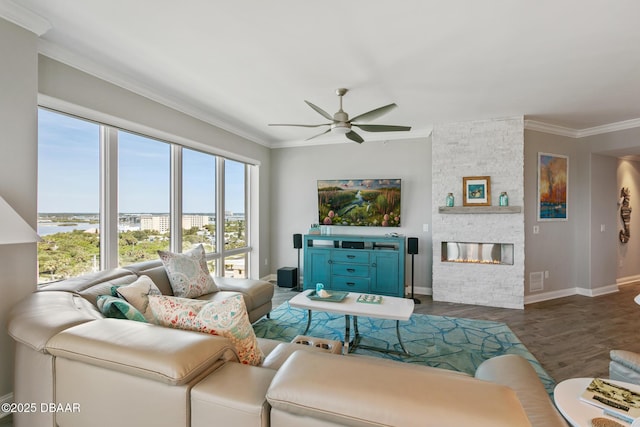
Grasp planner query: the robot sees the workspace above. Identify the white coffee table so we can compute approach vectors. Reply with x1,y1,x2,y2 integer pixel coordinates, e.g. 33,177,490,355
288,289,415,355
554,377,640,426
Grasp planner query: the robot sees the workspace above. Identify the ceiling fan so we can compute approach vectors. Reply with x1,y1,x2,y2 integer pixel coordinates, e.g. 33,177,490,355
269,88,411,143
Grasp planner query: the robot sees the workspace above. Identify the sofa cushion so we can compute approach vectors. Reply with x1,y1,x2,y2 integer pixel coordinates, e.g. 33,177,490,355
475,354,568,427
158,244,218,298
96,295,147,322
45,318,237,385
267,351,531,427
149,294,263,365
7,291,104,352
115,275,162,322
38,268,138,305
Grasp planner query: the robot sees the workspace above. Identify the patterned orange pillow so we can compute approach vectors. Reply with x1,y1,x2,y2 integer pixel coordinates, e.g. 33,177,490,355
149,294,263,365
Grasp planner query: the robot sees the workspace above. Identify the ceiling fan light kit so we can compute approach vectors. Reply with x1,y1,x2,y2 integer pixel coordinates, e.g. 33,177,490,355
269,88,411,143
331,123,350,135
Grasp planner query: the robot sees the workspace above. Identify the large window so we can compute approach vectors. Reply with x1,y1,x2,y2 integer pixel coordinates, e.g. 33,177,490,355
118,131,171,265
183,148,217,272
223,159,247,278
37,110,101,282
37,108,252,283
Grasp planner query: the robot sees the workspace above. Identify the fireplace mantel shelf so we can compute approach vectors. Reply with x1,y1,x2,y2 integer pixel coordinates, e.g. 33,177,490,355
438,206,522,214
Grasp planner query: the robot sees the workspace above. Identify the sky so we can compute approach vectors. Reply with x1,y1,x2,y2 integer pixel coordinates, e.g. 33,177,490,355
37,109,246,214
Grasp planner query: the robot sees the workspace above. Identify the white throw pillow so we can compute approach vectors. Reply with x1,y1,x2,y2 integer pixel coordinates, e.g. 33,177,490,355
115,275,162,322
158,244,218,298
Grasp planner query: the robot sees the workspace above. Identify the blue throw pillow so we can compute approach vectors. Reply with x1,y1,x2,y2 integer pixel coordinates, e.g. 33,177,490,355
97,295,148,323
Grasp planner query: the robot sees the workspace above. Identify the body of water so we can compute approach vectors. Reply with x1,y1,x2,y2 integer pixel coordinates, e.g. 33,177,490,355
37,222,98,236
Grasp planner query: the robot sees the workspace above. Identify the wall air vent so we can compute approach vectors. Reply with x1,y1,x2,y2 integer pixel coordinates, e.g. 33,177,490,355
529,272,544,292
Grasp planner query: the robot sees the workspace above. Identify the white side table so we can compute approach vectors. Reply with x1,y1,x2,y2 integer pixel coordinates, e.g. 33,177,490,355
554,377,640,427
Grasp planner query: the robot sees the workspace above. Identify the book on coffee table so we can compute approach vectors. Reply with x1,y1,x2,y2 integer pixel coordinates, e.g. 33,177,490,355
357,294,383,304
580,378,640,423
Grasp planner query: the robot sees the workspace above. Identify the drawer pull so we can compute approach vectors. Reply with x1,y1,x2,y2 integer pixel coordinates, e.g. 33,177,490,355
372,263,377,267
347,255,356,259
347,268,355,273
346,282,356,286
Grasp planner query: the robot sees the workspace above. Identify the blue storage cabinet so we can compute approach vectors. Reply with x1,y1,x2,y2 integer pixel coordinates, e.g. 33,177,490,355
303,234,406,297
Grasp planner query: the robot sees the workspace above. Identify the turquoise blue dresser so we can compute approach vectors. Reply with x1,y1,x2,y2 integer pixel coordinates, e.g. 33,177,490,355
303,234,406,297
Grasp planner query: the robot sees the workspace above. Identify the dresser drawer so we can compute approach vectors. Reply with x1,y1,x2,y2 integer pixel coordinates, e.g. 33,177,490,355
332,263,369,277
330,276,369,292
332,250,369,264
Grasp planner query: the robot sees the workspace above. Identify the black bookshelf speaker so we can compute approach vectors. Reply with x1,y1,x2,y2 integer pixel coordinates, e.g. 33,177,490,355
293,233,302,249
408,237,418,255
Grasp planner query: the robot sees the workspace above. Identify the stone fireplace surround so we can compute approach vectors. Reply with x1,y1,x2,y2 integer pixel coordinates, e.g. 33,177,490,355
432,117,525,309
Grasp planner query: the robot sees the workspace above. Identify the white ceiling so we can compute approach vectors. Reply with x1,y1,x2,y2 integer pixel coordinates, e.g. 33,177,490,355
4,0,640,148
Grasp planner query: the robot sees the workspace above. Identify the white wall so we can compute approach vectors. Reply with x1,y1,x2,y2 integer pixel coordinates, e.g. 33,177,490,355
617,159,640,282
0,17,38,406
270,138,432,294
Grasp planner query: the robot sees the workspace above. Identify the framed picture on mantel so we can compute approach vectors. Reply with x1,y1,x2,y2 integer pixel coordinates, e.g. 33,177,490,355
463,176,491,206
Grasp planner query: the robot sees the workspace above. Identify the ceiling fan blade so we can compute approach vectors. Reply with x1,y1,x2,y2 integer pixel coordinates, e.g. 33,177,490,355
350,103,397,123
346,130,364,144
353,124,412,132
304,101,334,121
305,128,331,141
268,123,331,128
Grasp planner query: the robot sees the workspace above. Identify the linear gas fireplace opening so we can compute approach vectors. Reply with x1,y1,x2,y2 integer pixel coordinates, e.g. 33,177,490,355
441,241,514,265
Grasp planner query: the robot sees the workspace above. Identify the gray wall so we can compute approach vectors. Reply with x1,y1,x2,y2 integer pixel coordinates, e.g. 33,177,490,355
0,18,38,404
523,130,588,300
524,130,620,302
270,138,432,294
38,55,273,279
617,159,640,282
270,128,629,303
590,154,619,290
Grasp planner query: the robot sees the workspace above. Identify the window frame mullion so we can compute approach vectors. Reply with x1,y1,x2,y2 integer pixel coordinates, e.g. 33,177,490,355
170,145,183,253
100,125,119,270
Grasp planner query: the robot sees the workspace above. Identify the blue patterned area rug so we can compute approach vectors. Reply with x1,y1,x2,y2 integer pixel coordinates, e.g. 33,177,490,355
253,302,555,395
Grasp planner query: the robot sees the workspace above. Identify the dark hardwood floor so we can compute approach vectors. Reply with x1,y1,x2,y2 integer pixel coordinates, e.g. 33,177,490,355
271,283,640,382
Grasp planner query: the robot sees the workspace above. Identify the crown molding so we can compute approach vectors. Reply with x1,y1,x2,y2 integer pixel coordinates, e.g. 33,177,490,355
574,118,640,138
34,38,640,147
525,118,640,139
37,39,272,148
524,120,579,138
0,0,51,35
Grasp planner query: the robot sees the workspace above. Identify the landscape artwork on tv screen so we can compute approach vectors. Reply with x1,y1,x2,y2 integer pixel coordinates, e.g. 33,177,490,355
317,179,401,227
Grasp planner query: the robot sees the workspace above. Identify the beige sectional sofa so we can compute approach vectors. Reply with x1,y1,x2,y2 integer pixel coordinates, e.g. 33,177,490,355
7,260,567,427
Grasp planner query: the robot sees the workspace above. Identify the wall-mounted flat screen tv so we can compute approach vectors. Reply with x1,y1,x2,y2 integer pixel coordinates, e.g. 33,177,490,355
317,179,401,227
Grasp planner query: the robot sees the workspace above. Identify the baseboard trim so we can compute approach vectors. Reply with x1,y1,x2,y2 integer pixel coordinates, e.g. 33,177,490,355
525,288,577,304
411,286,432,296
525,284,619,304
617,274,640,286
0,393,13,419
576,284,619,297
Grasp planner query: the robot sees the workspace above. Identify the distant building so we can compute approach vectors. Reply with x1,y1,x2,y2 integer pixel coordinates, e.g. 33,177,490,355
140,214,209,233
140,214,169,233
183,215,209,229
